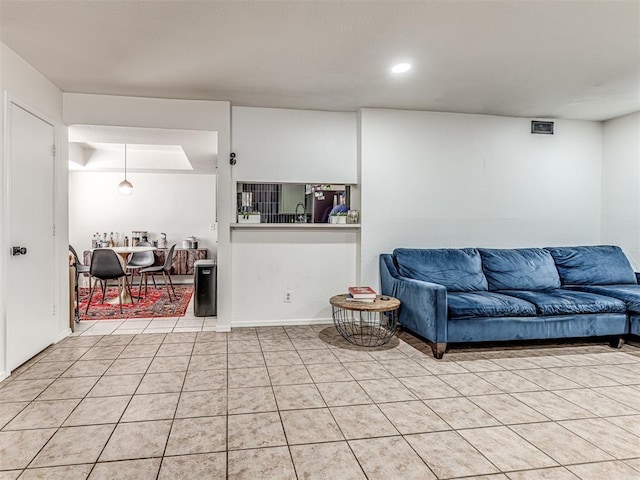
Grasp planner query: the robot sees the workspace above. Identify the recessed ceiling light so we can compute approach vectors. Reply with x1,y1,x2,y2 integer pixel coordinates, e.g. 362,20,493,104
391,63,412,74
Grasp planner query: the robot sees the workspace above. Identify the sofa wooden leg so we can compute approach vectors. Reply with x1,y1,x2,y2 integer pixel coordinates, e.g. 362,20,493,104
609,337,625,349
431,342,447,359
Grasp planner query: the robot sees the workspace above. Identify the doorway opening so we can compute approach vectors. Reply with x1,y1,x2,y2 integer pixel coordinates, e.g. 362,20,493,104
67,125,218,332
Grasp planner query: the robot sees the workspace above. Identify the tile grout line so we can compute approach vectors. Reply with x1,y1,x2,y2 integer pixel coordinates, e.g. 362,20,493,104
328,339,432,480
21,334,132,474
2,329,640,478
81,333,142,478
153,335,194,480
269,327,300,480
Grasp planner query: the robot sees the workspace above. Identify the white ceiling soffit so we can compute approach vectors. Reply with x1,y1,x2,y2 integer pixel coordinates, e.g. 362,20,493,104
68,125,218,174
69,143,193,172
1,1,639,121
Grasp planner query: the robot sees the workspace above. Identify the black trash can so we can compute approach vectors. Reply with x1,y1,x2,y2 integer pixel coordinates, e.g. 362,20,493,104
194,259,217,317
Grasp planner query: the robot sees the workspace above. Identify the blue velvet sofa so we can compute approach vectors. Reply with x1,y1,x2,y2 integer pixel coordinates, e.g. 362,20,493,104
380,245,638,358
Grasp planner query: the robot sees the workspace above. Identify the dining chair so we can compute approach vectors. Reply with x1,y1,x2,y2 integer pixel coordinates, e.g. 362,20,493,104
139,244,177,301
85,248,133,314
125,241,155,295
69,245,90,322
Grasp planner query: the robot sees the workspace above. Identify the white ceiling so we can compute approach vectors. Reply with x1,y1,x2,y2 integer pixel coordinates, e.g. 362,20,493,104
68,125,218,174
0,0,638,121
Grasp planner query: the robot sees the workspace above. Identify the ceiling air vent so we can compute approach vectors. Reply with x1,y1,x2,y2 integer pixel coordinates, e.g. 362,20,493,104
531,121,554,135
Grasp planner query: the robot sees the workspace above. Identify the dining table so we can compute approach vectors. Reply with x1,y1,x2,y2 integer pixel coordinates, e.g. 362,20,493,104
92,246,156,304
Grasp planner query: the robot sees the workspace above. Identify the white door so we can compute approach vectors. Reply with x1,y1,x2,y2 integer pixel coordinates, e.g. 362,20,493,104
5,99,56,373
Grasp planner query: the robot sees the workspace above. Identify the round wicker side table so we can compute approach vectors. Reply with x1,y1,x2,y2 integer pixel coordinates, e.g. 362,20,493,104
329,294,401,347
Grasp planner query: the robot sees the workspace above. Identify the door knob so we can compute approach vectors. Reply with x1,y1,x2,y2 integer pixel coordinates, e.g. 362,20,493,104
12,246,27,256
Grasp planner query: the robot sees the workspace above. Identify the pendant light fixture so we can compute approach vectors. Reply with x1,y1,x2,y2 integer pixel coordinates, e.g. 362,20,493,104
118,143,133,195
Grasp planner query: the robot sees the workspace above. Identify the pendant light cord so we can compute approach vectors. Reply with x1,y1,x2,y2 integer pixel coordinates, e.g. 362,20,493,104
118,143,133,195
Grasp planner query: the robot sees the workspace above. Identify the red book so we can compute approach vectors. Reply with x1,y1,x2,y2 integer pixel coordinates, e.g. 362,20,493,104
348,286,377,299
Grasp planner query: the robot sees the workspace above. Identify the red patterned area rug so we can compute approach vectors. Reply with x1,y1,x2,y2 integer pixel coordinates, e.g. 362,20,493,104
78,285,193,320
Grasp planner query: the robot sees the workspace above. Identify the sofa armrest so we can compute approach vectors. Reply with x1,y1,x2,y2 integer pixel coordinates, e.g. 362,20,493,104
379,254,448,343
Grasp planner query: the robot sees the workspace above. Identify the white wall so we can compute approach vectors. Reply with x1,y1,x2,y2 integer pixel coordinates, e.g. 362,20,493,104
360,109,604,287
232,107,357,183
230,107,359,325
601,112,640,267
0,43,68,379
69,171,217,254
232,229,358,326
63,93,233,330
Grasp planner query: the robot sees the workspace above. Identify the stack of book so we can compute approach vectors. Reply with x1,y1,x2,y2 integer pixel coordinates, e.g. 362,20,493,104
346,286,377,302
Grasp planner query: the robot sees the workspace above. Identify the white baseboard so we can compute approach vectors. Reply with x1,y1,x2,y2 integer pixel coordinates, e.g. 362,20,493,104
230,317,334,328
166,276,194,285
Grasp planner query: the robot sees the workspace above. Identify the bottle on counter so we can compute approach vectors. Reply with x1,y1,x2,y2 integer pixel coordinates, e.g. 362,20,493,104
124,236,129,247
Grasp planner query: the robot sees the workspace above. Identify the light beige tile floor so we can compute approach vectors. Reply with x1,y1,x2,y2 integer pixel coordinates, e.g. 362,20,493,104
0,325,639,479
72,294,217,336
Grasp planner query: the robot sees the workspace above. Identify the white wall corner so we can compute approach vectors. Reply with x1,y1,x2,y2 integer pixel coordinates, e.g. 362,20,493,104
55,328,72,343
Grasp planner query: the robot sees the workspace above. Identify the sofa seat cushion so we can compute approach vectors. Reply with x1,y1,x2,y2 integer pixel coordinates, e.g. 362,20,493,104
567,285,640,314
479,248,561,291
545,245,637,286
447,292,536,319
497,289,627,316
394,248,488,292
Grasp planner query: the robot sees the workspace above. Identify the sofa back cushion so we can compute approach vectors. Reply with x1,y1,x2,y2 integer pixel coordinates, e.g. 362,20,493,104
478,248,561,291
545,245,637,286
393,248,488,292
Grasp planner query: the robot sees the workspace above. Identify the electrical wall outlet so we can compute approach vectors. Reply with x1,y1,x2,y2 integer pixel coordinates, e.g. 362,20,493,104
283,290,293,303
209,222,217,231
